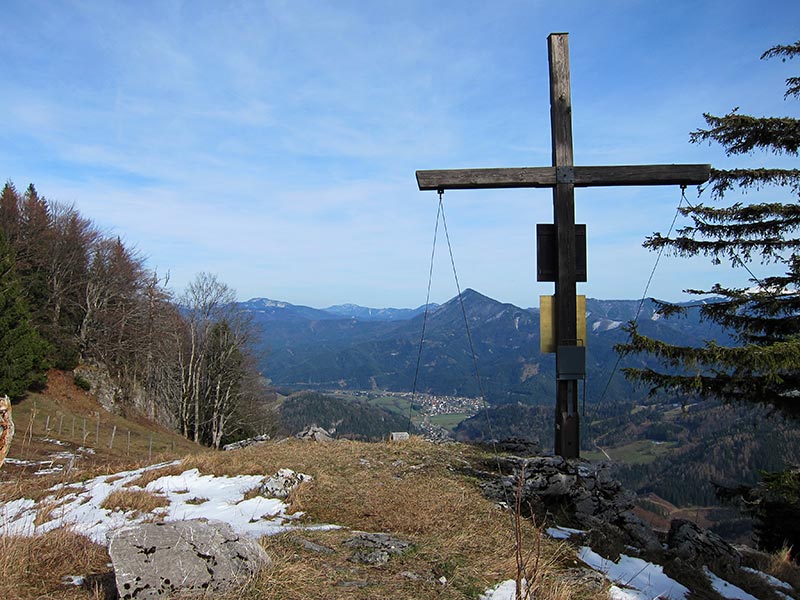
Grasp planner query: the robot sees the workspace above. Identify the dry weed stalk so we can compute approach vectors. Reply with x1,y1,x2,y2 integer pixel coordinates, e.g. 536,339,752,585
511,465,574,600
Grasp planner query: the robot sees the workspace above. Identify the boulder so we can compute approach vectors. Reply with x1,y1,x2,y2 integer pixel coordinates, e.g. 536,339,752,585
667,519,742,573
259,468,312,499
108,519,270,599
296,426,334,442
495,437,540,456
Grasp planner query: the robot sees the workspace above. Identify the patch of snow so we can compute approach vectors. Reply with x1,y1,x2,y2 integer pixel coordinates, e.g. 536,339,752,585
592,319,623,333
34,466,65,476
146,468,300,537
0,498,37,536
479,579,520,600
703,567,759,600
608,585,651,600
61,575,86,587
651,312,662,321
487,310,507,323
42,438,68,446
3,457,36,465
50,451,77,460
741,567,794,591
578,547,689,600
546,525,585,539
0,460,331,545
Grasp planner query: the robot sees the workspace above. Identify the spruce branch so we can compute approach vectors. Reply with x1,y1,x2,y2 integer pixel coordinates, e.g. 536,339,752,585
690,112,800,156
761,41,800,99
706,168,800,197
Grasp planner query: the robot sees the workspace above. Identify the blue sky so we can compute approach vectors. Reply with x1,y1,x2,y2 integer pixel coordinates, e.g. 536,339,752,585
2,0,798,308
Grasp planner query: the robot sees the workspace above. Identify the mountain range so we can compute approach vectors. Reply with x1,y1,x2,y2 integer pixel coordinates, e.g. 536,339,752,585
242,289,733,406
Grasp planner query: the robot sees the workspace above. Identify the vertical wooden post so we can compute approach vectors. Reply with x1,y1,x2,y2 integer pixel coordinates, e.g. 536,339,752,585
109,425,117,449
548,33,580,458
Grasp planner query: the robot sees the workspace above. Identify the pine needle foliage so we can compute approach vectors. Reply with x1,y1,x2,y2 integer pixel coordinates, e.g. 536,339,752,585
617,41,800,417
0,230,49,399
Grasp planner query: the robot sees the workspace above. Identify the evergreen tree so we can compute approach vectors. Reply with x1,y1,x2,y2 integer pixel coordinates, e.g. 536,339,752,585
0,230,49,399
617,41,800,417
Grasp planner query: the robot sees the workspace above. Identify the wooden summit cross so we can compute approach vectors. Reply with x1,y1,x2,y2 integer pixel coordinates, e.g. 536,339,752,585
416,33,709,459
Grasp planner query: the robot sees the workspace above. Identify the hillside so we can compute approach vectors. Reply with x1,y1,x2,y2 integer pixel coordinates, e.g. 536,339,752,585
0,370,200,484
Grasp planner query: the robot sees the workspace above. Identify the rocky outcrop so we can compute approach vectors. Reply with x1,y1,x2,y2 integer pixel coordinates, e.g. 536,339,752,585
296,426,334,442
478,456,660,552
108,519,270,599
73,364,125,413
73,363,174,426
667,519,742,574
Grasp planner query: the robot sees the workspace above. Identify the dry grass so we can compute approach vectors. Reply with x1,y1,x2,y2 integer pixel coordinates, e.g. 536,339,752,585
100,488,169,515
3,430,604,599
766,547,800,592
175,438,600,600
0,527,112,599
741,545,800,595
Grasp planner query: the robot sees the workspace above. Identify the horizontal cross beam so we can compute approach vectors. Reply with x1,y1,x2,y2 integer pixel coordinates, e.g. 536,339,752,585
416,164,711,191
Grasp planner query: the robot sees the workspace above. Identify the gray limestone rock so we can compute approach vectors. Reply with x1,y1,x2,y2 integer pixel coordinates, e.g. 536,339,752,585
108,519,270,599
477,456,660,553
222,434,271,451
343,532,413,564
259,468,312,499
296,426,334,442
667,519,742,573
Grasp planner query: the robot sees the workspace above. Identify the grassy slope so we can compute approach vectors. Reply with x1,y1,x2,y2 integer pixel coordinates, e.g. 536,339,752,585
3,373,799,600
0,372,598,600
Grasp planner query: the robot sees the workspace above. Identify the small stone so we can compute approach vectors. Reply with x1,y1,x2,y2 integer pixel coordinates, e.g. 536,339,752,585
350,549,390,565
290,535,335,555
336,580,369,588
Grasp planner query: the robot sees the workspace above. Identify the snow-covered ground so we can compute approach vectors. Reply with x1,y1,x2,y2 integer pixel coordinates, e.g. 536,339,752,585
0,461,333,545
